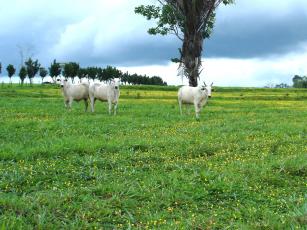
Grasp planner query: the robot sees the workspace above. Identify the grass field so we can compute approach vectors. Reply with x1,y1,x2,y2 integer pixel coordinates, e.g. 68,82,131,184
0,84,306,229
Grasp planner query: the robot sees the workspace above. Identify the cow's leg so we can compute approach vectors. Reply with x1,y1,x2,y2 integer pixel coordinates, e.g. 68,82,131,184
178,99,183,115
194,101,201,119
68,98,73,110
108,100,112,115
84,99,88,112
90,96,95,112
114,102,118,115
64,99,69,109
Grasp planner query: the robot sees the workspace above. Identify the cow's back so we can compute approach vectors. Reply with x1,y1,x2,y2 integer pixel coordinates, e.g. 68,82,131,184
178,86,196,103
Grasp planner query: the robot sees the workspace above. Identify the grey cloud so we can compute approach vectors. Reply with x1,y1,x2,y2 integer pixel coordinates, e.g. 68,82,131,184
204,6,307,58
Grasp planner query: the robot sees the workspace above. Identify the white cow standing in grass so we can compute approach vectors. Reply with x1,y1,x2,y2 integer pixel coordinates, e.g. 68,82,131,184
178,82,213,119
60,79,89,111
89,78,120,115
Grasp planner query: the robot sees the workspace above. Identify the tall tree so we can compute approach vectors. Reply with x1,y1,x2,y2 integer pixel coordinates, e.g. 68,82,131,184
39,67,48,83
25,58,40,85
19,66,27,85
49,59,62,82
6,64,16,84
135,0,233,86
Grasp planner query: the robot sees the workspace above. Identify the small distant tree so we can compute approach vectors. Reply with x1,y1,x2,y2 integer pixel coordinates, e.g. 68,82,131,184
70,62,80,83
6,64,16,84
102,66,122,82
87,67,98,81
77,68,86,83
63,63,73,80
292,75,307,88
39,67,48,83
121,72,129,85
49,59,62,82
19,66,27,85
25,58,40,85
275,83,289,88
63,62,79,83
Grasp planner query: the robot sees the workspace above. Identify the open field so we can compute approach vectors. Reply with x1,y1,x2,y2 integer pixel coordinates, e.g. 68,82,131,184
0,84,306,229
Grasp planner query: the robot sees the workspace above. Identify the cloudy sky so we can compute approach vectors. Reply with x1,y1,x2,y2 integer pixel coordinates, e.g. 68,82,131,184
0,0,306,86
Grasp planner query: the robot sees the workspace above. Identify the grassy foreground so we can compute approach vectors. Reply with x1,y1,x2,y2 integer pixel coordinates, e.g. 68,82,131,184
0,84,306,229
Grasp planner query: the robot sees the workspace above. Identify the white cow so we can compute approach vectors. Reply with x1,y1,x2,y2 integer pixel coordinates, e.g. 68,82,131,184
178,82,213,119
89,78,120,115
60,79,89,111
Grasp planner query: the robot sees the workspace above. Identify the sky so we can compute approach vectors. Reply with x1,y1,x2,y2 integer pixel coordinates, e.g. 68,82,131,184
0,0,307,86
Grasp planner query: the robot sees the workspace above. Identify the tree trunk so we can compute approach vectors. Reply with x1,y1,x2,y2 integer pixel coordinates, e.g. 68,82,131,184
181,1,205,87
182,33,203,87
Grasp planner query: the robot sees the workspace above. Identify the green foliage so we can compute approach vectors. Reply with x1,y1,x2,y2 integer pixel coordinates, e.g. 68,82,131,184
6,64,16,78
102,66,122,80
0,85,306,228
135,1,233,40
39,67,48,82
49,59,61,77
77,68,87,80
86,67,98,80
63,62,80,82
292,75,307,88
18,66,27,84
135,4,184,36
25,58,40,84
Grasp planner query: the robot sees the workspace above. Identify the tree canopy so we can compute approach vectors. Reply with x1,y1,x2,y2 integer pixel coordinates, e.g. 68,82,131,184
292,75,307,88
25,58,40,84
19,66,27,85
49,60,62,78
6,64,16,78
39,67,48,82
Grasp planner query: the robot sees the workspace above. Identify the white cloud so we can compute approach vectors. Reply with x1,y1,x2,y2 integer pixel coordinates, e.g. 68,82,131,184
48,0,154,60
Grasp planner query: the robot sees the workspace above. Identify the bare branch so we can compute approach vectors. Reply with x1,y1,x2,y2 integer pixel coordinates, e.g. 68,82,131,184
197,0,216,33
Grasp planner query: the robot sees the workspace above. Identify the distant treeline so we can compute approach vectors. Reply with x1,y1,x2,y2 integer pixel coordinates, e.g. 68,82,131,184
0,59,167,86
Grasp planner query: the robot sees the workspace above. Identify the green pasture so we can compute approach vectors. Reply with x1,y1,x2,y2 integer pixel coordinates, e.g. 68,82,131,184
0,84,306,229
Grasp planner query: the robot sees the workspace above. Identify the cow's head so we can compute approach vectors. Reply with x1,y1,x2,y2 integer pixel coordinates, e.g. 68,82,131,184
203,82,213,98
112,78,121,90
60,79,67,88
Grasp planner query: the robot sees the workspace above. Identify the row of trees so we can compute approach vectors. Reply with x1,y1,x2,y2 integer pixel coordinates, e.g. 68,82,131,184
0,59,41,84
0,60,167,86
51,61,166,85
293,75,307,88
